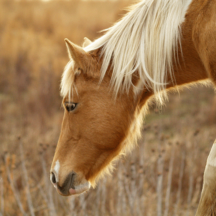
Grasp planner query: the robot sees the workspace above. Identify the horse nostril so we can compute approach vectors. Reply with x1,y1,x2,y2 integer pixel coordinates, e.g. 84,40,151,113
51,172,57,184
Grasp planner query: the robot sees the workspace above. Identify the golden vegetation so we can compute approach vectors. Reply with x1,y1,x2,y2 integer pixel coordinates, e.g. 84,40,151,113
0,0,216,215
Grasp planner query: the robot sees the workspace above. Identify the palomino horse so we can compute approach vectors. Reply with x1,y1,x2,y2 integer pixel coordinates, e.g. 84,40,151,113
50,0,216,197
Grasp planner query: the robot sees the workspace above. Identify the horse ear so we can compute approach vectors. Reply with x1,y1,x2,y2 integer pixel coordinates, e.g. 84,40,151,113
82,37,92,47
64,38,87,69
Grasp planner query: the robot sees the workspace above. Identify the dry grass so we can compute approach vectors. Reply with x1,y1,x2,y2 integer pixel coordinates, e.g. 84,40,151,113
0,0,216,215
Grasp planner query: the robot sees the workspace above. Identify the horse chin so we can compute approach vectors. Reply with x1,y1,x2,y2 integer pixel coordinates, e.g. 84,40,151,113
69,181,91,195
56,181,91,196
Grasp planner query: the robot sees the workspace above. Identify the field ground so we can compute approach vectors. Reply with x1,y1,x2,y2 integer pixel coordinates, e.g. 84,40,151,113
0,1,216,215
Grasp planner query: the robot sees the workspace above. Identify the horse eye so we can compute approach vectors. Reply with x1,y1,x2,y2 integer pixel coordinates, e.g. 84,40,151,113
65,103,78,112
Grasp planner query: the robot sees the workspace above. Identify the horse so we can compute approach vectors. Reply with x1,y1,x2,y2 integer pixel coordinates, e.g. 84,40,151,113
50,0,216,197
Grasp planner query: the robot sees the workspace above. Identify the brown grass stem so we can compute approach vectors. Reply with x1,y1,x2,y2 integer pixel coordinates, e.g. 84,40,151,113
0,176,3,216
174,149,186,216
40,152,57,216
4,155,27,216
164,144,175,216
19,139,35,216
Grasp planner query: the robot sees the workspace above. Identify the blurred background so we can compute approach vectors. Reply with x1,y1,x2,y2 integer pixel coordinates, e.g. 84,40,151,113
0,0,216,215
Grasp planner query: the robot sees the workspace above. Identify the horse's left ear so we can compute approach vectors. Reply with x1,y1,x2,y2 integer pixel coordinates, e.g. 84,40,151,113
64,38,88,70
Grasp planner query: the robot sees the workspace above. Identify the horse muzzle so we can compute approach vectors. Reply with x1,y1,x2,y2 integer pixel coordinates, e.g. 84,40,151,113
50,171,90,196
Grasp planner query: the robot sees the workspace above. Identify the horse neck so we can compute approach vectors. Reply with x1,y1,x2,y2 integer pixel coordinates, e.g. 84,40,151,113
166,0,210,89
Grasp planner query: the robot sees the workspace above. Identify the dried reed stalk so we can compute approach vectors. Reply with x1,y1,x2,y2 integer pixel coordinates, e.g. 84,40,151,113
157,134,164,216
0,176,3,216
191,176,202,205
164,144,175,216
95,185,101,216
79,193,87,216
36,182,49,206
186,142,197,216
117,163,124,215
101,178,107,214
56,193,69,214
138,140,145,215
4,154,27,216
40,151,57,216
131,161,137,215
19,139,35,216
138,170,145,215
174,149,186,216
157,155,164,216
124,168,134,215
69,196,77,216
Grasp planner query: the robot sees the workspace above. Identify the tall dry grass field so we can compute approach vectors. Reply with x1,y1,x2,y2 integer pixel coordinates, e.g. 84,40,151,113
0,0,216,215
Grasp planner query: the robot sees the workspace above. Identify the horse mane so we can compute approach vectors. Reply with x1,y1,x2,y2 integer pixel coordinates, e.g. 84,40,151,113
83,0,192,103
61,60,76,101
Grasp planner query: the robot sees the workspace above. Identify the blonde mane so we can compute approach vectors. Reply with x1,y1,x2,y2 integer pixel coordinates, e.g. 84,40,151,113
83,0,192,103
61,0,192,103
